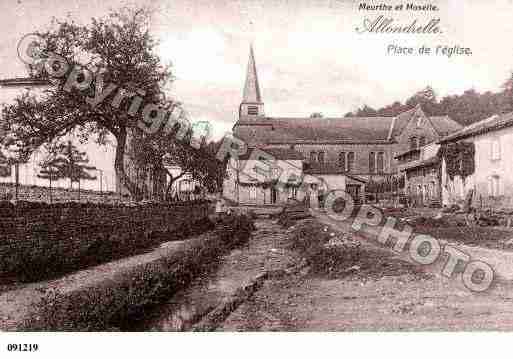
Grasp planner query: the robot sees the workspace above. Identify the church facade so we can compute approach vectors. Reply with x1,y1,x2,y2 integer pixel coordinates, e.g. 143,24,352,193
223,47,463,206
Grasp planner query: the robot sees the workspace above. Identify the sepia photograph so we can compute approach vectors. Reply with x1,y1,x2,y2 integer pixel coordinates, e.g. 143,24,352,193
1,0,513,356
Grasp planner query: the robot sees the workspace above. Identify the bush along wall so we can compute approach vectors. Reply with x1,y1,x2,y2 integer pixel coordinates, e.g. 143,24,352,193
21,213,255,331
0,201,211,282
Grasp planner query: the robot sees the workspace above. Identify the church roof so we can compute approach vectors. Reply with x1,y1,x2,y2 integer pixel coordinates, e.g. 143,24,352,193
234,47,463,145
236,116,395,144
242,45,262,103
234,106,463,144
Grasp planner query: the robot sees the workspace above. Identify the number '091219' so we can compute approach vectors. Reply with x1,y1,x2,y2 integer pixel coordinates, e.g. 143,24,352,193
7,344,39,352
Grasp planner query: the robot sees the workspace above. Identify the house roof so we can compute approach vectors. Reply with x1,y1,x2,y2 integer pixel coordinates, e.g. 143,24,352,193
399,156,439,172
394,148,420,160
346,174,367,183
439,112,513,143
429,116,463,137
234,105,463,144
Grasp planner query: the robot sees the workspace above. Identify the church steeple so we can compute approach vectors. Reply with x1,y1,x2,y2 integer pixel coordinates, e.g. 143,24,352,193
240,44,264,120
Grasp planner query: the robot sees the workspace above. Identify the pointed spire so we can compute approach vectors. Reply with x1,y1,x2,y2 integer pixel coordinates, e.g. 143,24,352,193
242,44,262,103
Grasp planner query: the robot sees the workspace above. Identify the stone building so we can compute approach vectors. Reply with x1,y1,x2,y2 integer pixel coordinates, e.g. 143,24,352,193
224,46,463,206
395,142,442,206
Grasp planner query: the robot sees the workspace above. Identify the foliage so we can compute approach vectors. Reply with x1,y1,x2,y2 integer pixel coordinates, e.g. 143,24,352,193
42,141,97,187
0,151,11,178
37,164,61,182
289,219,360,276
344,78,513,127
438,141,475,180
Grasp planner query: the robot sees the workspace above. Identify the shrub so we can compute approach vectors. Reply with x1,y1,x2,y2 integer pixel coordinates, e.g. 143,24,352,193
289,219,360,275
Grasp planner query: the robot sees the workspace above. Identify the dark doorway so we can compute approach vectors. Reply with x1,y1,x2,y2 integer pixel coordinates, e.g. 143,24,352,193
346,184,361,203
271,187,277,204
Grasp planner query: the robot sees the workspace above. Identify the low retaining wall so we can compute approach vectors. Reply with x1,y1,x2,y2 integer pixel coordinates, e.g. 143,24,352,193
2,214,254,331
0,183,120,203
0,201,210,281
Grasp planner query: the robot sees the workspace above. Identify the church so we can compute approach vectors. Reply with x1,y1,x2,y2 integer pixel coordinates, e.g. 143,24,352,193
223,46,463,206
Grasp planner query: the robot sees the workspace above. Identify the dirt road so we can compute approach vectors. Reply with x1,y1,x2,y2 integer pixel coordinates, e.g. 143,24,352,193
217,216,513,331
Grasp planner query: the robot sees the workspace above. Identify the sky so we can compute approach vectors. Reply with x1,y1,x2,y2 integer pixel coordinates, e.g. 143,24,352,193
1,0,513,188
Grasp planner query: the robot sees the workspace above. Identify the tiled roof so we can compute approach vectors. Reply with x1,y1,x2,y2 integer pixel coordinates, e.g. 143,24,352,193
236,116,396,144
394,148,420,159
388,106,418,138
429,115,463,137
234,105,463,144
439,112,513,143
398,156,439,172
346,174,367,183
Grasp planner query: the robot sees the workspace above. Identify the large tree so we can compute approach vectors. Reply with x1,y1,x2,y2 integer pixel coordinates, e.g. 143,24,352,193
2,7,172,200
46,141,97,189
37,157,63,203
133,123,226,200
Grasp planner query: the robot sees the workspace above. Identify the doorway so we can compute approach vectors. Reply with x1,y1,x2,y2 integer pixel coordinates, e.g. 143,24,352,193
271,187,277,204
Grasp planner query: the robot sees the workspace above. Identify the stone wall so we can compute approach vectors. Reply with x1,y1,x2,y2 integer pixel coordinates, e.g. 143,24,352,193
0,201,210,280
0,183,122,203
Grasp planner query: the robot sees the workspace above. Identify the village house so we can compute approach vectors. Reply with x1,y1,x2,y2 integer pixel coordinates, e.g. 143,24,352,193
395,141,442,207
224,46,463,206
438,112,513,210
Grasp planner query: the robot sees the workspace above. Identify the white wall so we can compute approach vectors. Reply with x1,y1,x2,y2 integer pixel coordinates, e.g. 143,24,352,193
442,125,513,208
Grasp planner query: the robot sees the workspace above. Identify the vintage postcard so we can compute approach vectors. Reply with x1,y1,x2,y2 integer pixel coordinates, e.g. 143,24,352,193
0,0,512,356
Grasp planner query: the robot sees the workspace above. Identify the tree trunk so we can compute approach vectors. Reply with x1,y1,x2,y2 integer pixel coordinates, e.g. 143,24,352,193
164,168,185,201
114,127,142,201
152,161,167,201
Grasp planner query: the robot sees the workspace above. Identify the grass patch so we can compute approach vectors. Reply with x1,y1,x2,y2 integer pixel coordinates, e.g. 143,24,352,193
21,214,255,331
288,219,360,276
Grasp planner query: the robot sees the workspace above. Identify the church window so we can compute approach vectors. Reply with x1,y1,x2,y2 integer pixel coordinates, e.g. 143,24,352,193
249,186,257,201
339,152,346,171
347,152,355,172
419,137,426,147
369,152,375,173
310,151,317,163
318,151,325,163
248,105,259,115
410,136,418,150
